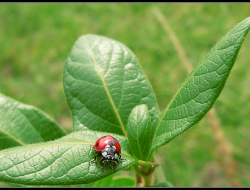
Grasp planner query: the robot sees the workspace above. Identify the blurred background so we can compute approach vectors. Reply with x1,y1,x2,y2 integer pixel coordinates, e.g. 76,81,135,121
0,3,249,187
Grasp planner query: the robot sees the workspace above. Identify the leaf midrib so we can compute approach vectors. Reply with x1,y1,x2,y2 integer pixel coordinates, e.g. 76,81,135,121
0,127,25,146
83,36,127,137
151,20,248,145
0,141,133,160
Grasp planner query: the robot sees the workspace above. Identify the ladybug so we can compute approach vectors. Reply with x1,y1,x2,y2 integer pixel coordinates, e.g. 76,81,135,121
90,135,126,171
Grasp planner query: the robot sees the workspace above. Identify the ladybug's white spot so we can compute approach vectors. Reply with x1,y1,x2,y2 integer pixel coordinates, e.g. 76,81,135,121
105,144,110,148
102,151,107,157
112,146,116,149
114,153,118,159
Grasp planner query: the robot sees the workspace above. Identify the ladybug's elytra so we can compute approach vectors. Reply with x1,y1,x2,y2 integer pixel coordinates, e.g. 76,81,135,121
90,135,126,171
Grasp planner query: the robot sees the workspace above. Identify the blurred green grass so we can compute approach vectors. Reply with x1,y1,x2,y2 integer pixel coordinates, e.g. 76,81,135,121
0,3,250,187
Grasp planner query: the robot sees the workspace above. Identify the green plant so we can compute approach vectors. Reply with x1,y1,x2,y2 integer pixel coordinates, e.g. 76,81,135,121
0,16,249,187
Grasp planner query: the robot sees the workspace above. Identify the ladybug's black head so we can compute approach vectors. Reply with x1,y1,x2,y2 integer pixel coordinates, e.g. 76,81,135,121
101,147,119,160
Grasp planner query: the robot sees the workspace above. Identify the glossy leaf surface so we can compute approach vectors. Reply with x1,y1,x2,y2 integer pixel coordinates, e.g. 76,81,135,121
149,17,250,159
0,94,66,150
0,130,137,185
63,34,159,135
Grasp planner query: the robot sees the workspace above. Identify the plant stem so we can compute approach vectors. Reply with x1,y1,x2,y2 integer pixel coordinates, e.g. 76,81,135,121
135,172,143,187
134,163,155,187
142,172,154,187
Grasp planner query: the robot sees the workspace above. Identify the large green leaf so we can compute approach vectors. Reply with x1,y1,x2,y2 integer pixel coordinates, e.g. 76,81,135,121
0,130,137,185
63,34,159,136
127,104,151,161
0,94,67,150
149,17,250,159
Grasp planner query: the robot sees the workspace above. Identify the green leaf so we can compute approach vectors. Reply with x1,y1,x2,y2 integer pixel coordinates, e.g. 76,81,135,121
110,176,135,187
0,93,67,150
152,181,173,187
138,160,159,168
127,104,151,160
0,130,137,185
149,17,250,158
63,34,159,136
91,174,114,187
91,175,135,187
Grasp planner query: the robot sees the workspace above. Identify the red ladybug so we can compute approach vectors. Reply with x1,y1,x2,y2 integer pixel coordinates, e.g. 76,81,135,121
90,135,126,171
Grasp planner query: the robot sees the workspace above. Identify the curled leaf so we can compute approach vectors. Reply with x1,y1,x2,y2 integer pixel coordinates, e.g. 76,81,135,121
0,93,66,150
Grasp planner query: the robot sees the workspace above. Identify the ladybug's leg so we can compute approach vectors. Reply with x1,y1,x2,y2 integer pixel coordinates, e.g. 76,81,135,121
100,159,108,171
118,154,126,162
111,160,118,171
90,153,101,164
95,153,102,160
99,156,105,165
